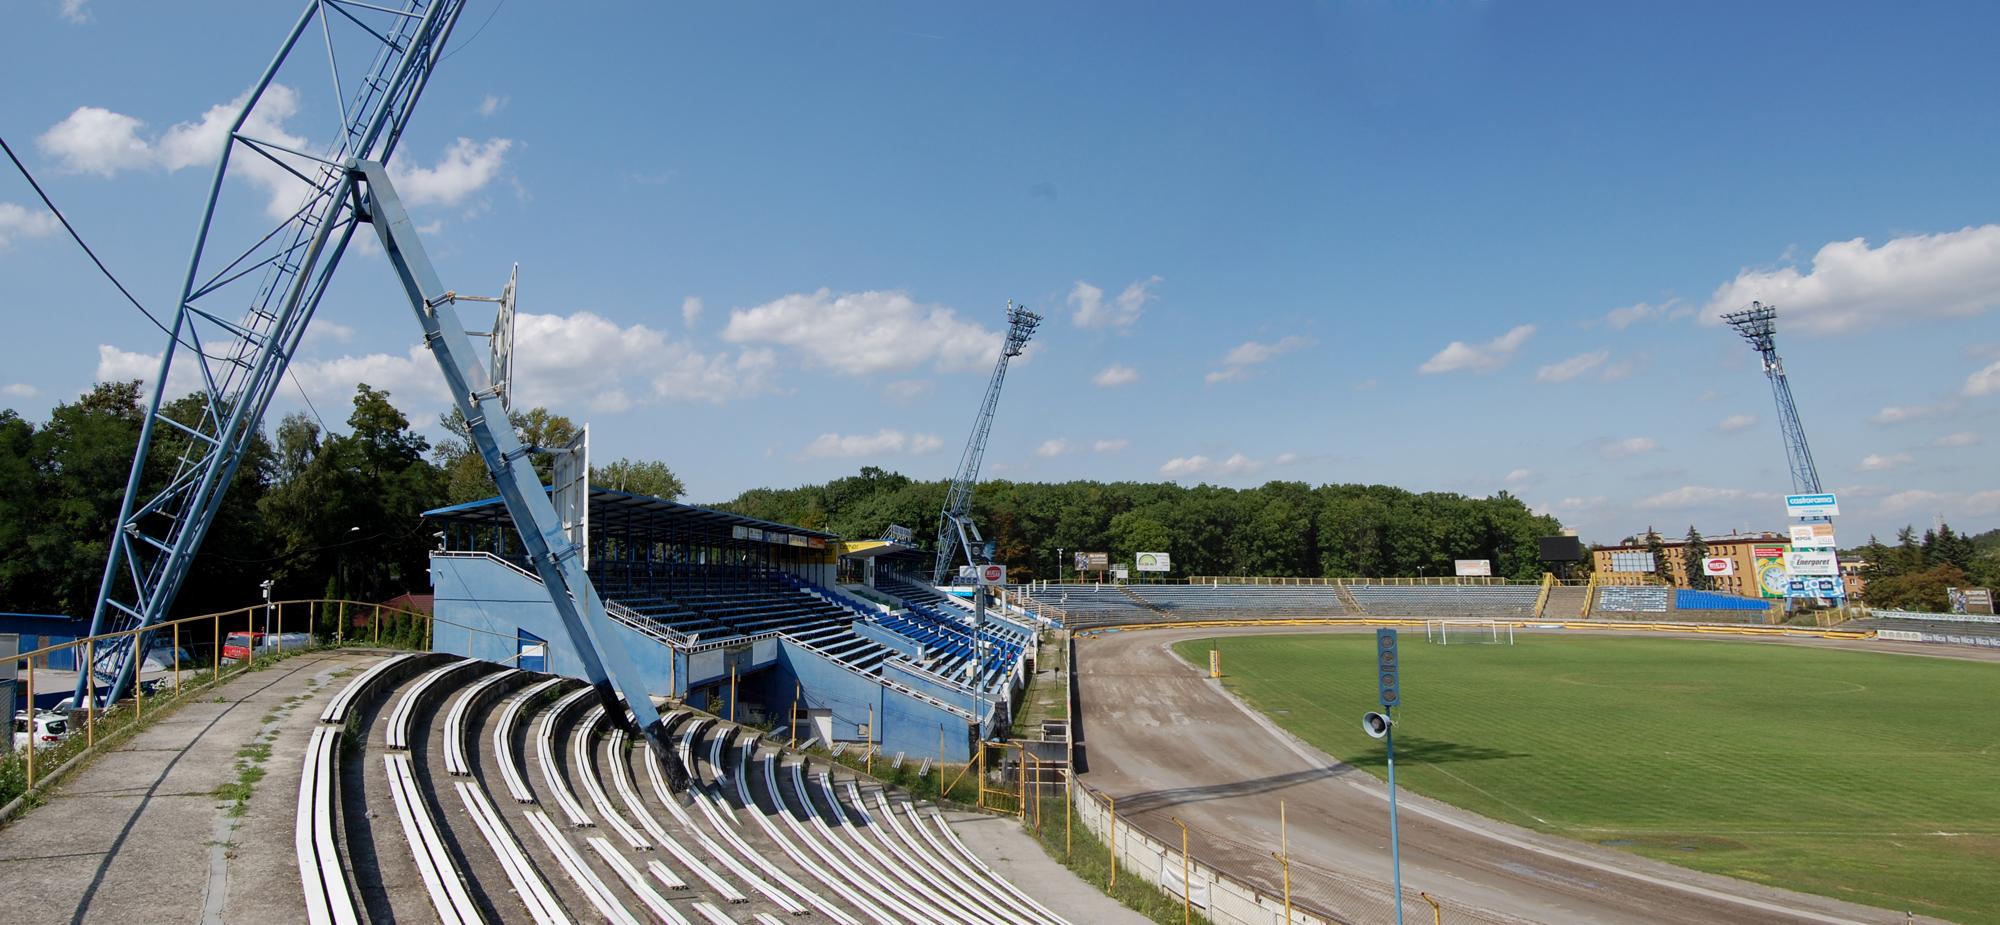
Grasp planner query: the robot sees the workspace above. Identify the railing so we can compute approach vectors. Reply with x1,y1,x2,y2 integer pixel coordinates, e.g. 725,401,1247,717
4,597,431,806
1870,608,2000,626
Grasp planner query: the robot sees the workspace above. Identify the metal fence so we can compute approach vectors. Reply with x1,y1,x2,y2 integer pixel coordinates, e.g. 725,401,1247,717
6,598,433,796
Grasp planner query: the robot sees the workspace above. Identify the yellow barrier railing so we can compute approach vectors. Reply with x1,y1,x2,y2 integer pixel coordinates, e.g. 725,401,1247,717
8,598,432,797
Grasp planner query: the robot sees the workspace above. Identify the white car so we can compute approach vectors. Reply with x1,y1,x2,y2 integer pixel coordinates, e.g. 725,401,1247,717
12,711,69,751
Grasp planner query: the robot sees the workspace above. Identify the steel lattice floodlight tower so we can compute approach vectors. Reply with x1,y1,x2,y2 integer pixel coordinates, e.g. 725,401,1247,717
932,303,1042,585
1722,301,1823,496
76,1,675,765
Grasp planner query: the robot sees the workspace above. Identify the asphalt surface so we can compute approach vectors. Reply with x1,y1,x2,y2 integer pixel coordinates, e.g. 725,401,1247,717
0,649,381,925
1075,624,1960,925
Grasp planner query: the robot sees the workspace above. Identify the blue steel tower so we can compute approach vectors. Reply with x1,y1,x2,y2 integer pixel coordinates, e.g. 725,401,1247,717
1722,302,1822,494
932,303,1041,585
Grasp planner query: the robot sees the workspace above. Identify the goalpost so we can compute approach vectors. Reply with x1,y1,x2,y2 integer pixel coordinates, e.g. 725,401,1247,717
1423,619,1515,645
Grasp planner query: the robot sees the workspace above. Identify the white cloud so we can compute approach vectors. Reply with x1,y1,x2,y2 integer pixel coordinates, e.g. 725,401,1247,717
1858,452,1915,472
1602,300,1685,330
882,379,929,402
1869,403,1952,425
1093,364,1140,388
1036,438,1071,458
1504,467,1535,485
1964,360,2000,397
1418,325,1535,375
1703,225,2000,334
38,106,151,175
1639,485,1764,508
41,86,332,219
1069,276,1160,330
1092,438,1128,454
200,310,771,419
1353,378,1380,391
1208,335,1312,383
60,0,90,24
1932,432,1981,448
95,344,206,398
2,383,39,398
1158,452,1263,480
722,288,1000,377
1965,490,2000,515
0,202,60,247
800,429,940,459
390,137,514,208
1879,489,1946,514
478,94,509,117
1274,452,1299,466
1600,436,1659,460
1718,414,1758,433
681,296,703,328
1535,349,1609,383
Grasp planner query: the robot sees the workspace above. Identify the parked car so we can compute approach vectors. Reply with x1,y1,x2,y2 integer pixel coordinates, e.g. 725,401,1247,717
12,711,69,751
221,631,313,664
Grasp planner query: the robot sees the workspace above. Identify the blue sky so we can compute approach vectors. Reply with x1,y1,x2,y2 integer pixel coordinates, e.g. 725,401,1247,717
3,0,1998,545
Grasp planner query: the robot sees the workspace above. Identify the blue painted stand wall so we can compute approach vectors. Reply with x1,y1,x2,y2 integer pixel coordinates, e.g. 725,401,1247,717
431,554,975,760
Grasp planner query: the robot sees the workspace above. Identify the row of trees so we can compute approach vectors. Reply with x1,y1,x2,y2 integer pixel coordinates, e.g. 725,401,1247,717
0,383,684,620
718,467,1566,581
1853,524,1998,612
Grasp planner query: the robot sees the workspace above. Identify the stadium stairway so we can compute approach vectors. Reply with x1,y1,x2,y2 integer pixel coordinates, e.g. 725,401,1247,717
1543,584,1592,618
304,652,1072,925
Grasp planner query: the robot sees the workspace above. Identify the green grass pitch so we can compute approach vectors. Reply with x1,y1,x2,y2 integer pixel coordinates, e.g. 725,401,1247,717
1170,632,2000,924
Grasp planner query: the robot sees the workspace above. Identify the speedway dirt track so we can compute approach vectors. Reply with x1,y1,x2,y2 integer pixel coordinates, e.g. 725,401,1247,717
1073,623,1963,925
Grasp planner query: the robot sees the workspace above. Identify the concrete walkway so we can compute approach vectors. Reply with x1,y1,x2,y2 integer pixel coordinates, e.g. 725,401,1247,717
948,807,1154,925
0,649,384,925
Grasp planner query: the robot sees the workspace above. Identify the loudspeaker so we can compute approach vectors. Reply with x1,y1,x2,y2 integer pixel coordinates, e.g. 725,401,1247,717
1362,711,1393,739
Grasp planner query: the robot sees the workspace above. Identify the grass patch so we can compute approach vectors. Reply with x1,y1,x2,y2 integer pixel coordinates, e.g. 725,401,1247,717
1022,791,1212,925
1175,633,2000,924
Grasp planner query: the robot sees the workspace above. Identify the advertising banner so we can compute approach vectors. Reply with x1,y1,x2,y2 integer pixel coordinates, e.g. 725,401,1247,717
1789,523,1837,549
1454,559,1492,577
1788,575,1846,599
1949,588,1996,615
1785,493,1840,517
1702,556,1736,576
1754,545,1788,598
1135,552,1172,572
977,563,1007,586
1785,550,1839,577
1074,551,1110,573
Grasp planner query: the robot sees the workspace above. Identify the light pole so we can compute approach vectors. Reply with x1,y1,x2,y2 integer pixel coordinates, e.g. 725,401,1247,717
260,579,275,636
1057,547,1065,584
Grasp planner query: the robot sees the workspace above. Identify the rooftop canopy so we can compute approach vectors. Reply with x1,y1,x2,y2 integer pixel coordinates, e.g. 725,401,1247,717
425,487,837,573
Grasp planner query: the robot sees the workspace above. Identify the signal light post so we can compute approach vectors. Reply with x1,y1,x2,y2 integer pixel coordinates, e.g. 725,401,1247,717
1365,628,1406,925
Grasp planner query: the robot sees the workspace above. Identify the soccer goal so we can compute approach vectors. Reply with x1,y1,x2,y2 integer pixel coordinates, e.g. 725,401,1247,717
1423,619,1515,645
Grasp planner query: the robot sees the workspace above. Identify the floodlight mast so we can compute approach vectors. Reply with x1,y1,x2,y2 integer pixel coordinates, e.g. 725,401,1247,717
1721,302,1823,495
79,0,469,706
75,2,678,765
932,303,1041,585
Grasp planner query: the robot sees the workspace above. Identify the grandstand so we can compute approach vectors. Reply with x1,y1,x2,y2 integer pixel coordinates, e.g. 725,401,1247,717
1342,583,1540,617
301,648,1073,925
427,489,1033,759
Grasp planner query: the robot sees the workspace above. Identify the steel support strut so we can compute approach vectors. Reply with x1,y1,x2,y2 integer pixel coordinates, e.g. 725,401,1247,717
352,160,673,761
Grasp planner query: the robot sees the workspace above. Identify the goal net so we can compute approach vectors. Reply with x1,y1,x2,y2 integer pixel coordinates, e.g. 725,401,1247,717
1423,619,1515,645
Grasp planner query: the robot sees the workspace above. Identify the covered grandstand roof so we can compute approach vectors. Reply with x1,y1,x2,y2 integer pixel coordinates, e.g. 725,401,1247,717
423,487,839,541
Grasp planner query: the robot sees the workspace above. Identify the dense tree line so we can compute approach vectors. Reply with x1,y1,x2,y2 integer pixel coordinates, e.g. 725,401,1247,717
1855,524,1998,611
0,383,682,619
715,467,1565,581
